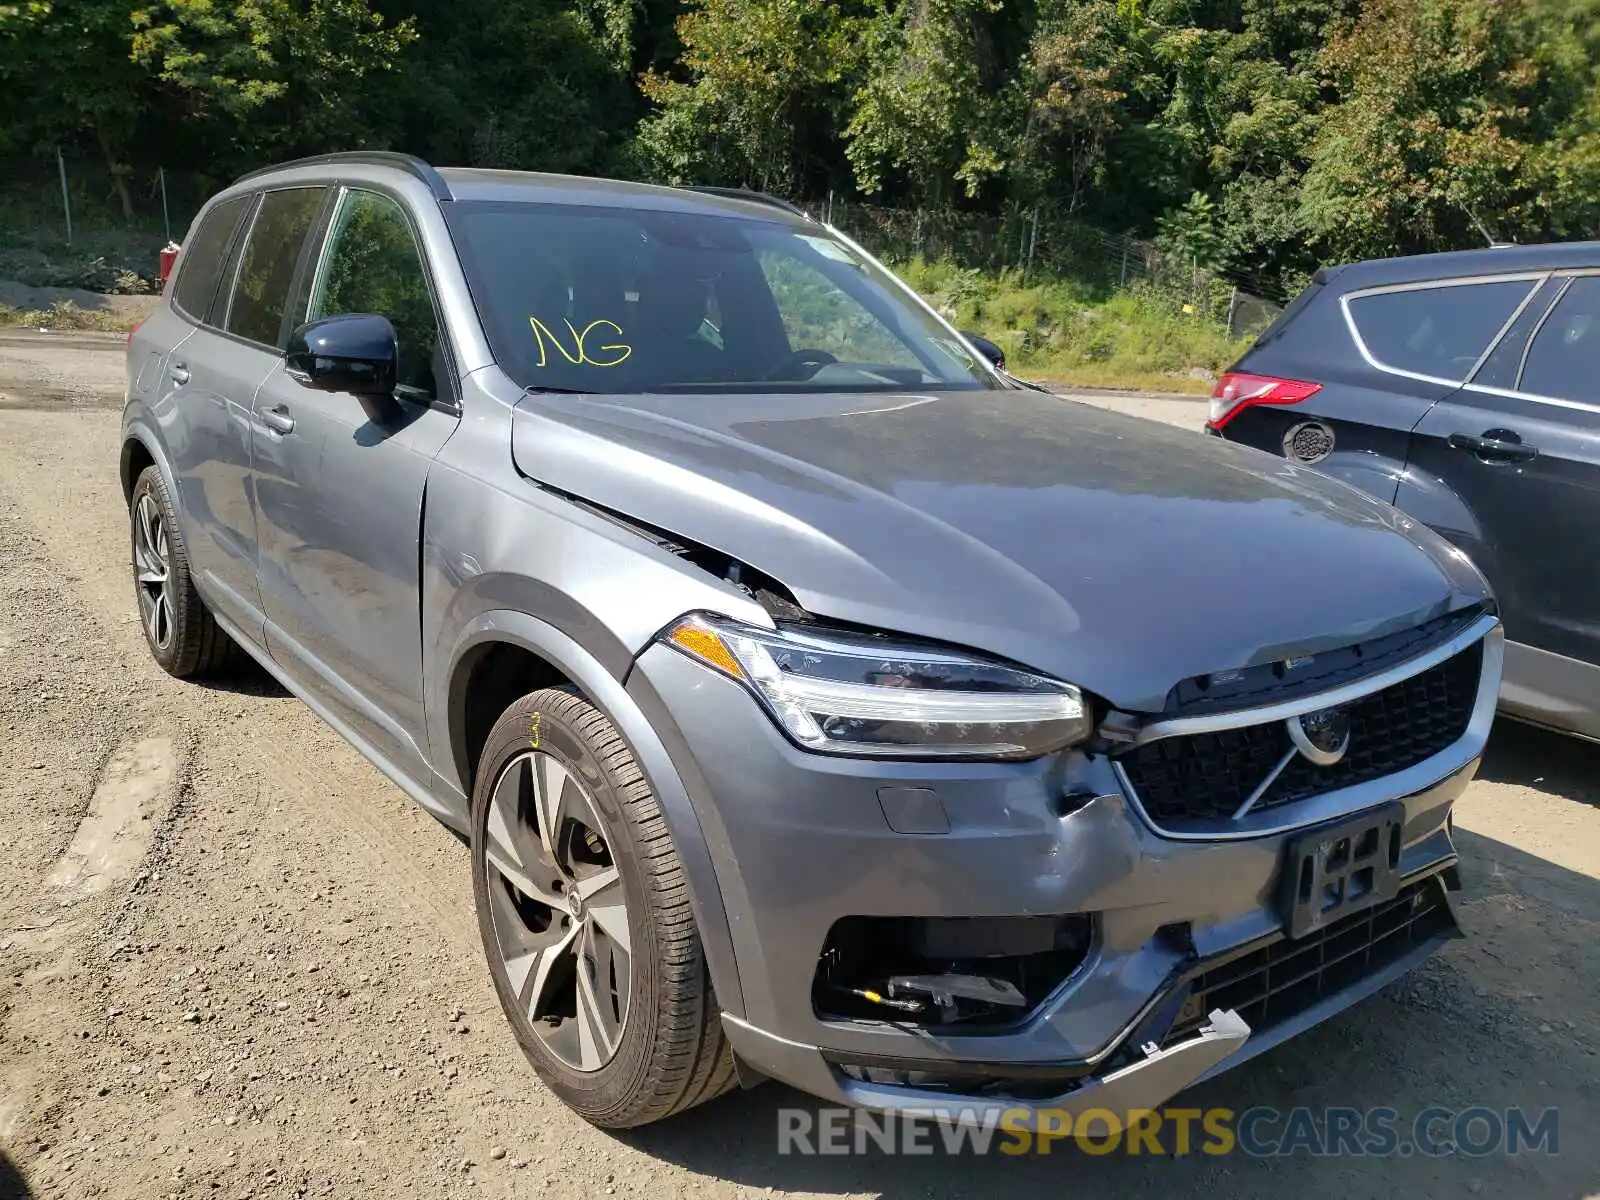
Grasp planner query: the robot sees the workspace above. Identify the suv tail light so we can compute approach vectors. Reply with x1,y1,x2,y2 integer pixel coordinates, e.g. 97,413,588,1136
1208,372,1322,430
126,318,145,345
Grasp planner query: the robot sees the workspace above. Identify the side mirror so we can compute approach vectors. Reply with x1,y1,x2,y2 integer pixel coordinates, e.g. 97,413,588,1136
960,330,1006,371
285,313,398,398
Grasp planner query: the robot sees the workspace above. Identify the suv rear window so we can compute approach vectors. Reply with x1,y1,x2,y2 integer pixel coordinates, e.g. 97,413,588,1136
172,195,250,322
1347,280,1533,382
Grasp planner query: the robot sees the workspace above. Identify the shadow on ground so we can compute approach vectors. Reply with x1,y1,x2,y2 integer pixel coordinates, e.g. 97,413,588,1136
193,655,289,699
1477,718,1599,809
0,1153,32,1200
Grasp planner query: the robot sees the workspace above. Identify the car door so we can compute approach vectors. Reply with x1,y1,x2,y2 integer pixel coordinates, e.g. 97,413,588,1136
159,192,260,628
163,186,328,634
251,186,460,777
1401,274,1600,675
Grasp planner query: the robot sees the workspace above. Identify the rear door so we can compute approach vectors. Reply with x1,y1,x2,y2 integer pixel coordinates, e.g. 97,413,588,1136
156,193,254,616
165,186,328,631
1400,274,1600,673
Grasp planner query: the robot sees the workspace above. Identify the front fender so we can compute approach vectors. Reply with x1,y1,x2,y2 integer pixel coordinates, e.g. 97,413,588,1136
432,609,746,1021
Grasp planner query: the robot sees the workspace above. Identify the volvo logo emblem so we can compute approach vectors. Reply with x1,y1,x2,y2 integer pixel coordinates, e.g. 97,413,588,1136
1287,706,1351,766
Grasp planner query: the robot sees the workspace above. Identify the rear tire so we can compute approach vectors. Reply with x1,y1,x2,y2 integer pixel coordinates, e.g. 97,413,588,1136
469,688,736,1128
129,465,236,678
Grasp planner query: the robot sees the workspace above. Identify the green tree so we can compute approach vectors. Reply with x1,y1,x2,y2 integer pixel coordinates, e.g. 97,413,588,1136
634,0,862,191
0,0,151,219
387,0,632,173
1001,0,1146,211
1156,190,1223,268
130,0,417,159
845,0,1004,202
1300,0,1596,259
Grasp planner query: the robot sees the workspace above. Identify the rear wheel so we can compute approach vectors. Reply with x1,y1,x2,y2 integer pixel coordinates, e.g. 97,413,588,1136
129,466,236,677
469,688,736,1127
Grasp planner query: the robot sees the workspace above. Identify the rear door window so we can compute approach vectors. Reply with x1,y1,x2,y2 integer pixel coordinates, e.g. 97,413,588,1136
172,195,251,323
1518,277,1600,402
1471,278,1563,391
1347,280,1534,382
223,187,327,348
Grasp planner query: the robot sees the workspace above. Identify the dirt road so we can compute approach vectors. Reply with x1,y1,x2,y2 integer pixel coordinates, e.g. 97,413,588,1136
1052,387,1208,430
0,334,1595,1199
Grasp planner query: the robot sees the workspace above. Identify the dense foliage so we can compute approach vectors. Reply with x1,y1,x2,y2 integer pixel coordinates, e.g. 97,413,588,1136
3,0,1599,291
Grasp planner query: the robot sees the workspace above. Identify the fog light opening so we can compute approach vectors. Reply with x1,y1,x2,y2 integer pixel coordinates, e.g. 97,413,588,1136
813,914,1093,1028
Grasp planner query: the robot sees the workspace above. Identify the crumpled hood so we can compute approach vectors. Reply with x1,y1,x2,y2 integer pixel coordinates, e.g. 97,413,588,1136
510,388,1490,711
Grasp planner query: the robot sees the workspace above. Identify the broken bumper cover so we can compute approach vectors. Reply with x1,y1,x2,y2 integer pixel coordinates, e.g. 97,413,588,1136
720,883,1458,1131
724,1007,1250,1132
623,625,1490,1125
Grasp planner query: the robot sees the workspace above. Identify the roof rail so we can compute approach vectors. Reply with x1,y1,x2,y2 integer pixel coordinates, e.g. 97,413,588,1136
681,186,812,220
233,152,452,201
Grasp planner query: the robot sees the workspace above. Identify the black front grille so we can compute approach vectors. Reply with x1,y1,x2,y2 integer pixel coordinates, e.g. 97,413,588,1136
1162,877,1456,1048
1119,642,1482,829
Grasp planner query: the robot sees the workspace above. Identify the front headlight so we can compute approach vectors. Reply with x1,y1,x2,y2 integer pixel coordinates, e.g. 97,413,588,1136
662,614,1090,760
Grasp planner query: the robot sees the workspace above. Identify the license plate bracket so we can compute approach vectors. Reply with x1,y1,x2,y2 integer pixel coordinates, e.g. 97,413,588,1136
1280,802,1404,938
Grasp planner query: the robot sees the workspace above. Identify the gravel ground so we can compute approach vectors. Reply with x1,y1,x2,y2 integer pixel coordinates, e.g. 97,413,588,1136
0,333,1595,1199
1051,387,1209,431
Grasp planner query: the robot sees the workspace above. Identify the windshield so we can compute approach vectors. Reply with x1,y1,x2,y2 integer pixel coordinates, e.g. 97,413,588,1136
444,201,999,394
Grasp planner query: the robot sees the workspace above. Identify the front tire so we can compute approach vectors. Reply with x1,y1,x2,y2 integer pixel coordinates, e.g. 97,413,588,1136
469,688,736,1127
129,465,236,677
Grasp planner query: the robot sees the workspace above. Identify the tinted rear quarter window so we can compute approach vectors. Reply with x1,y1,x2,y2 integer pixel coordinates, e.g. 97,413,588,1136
172,195,251,322
1346,280,1533,382
224,187,326,348
1244,269,1331,354
1519,276,1600,401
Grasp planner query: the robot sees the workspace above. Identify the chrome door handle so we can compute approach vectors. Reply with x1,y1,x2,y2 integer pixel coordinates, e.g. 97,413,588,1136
259,405,295,436
169,363,190,386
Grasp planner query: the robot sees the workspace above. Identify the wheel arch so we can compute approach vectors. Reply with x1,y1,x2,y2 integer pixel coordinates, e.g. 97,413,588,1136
448,638,574,794
120,418,182,512
440,611,746,1020
120,433,159,506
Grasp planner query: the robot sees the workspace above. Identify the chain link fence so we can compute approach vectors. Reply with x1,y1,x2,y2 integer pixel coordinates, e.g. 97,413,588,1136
809,197,1286,338
0,152,216,292
3,151,1289,339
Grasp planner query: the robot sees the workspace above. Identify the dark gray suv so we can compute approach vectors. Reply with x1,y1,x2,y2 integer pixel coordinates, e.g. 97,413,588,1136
1212,243,1600,743
122,153,1502,1130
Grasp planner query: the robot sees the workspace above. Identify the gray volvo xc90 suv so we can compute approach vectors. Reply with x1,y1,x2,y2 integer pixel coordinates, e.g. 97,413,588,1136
122,153,1502,1130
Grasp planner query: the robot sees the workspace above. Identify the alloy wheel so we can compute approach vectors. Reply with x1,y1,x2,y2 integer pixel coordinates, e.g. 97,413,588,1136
483,750,632,1073
133,492,174,651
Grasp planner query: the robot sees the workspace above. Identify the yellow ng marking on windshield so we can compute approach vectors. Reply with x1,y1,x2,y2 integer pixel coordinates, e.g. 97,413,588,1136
529,316,633,368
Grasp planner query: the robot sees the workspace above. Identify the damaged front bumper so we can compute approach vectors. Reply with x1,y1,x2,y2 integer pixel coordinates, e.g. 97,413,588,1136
624,617,1496,1128
724,1007,1252,1131
720,876,1460,1130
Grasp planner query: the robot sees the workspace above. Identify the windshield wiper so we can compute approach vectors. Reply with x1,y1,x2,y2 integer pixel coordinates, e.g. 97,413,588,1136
523,385,597,396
